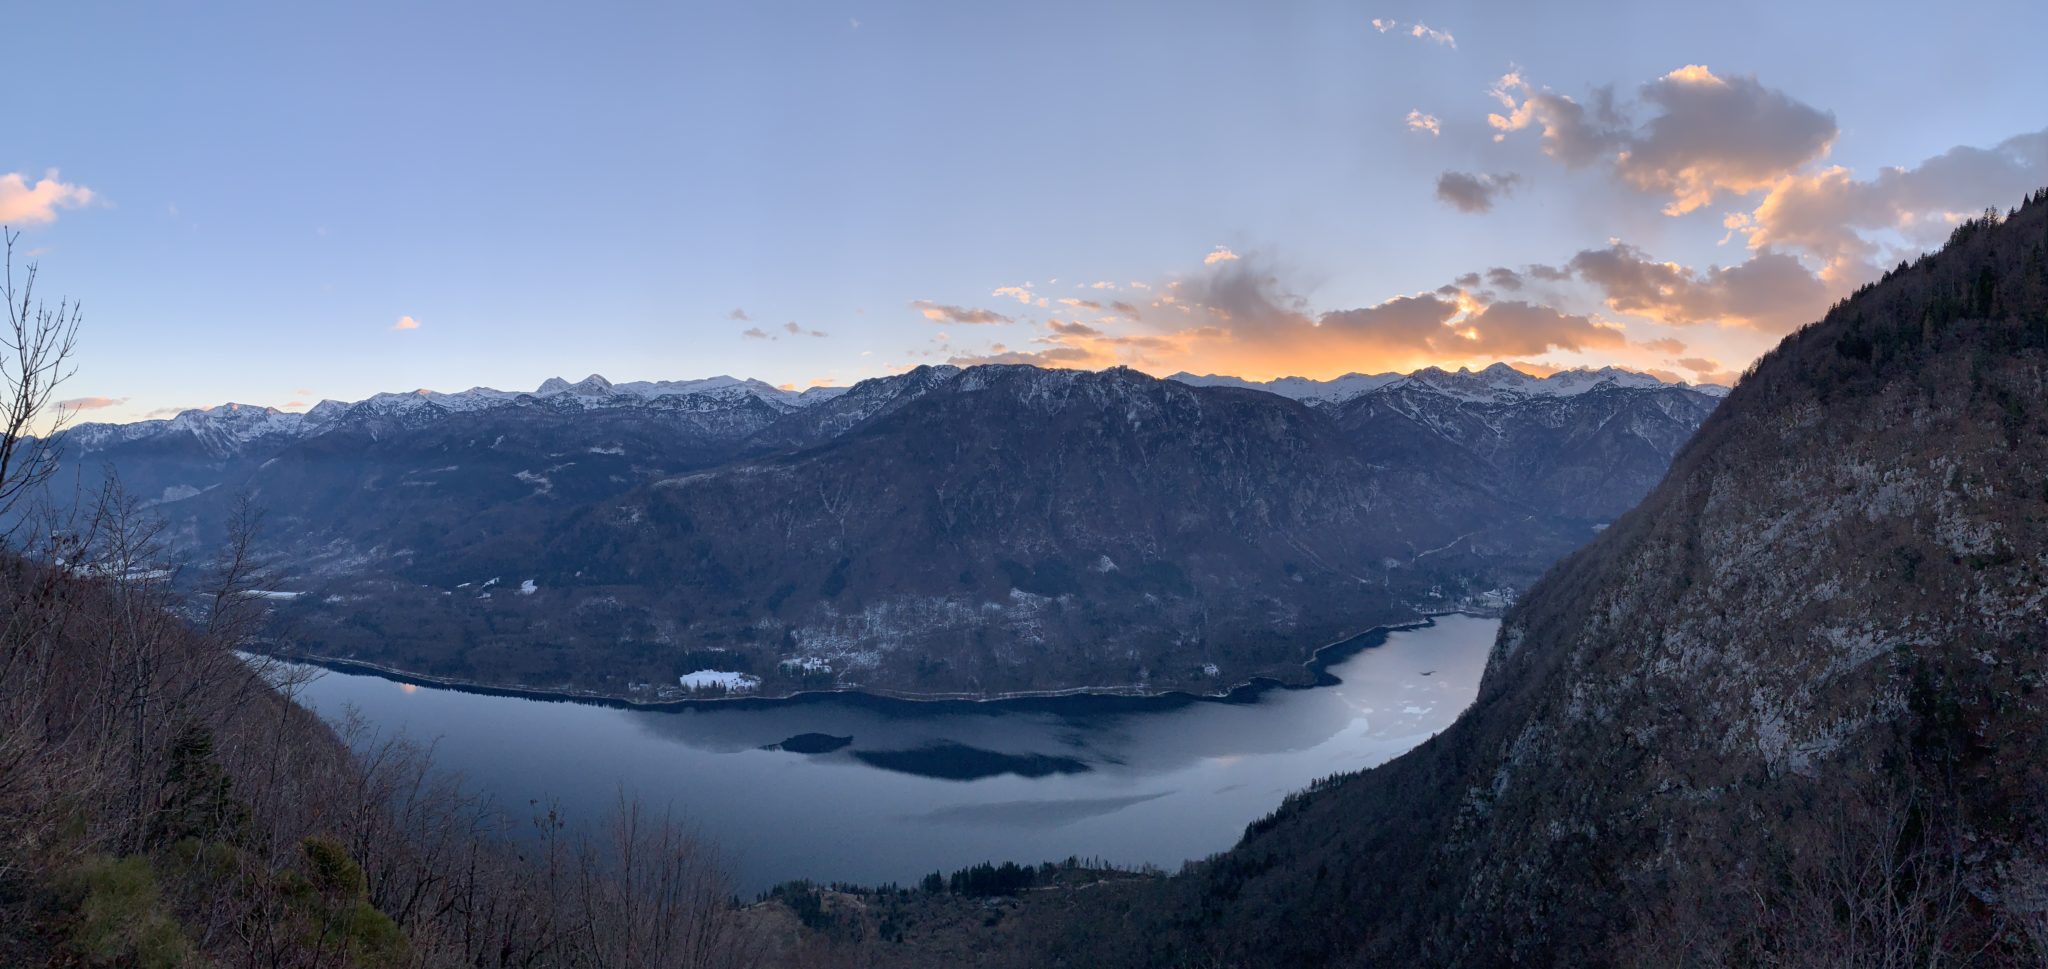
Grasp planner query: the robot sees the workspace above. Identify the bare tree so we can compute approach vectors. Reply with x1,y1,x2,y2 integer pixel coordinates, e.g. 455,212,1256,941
0,227,82,533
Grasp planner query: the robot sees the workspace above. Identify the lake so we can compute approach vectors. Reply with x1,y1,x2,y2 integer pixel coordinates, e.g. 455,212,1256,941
288,613,1498,894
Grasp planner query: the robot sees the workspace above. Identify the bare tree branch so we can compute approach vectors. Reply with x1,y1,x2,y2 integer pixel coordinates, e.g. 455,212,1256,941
0,227,83,534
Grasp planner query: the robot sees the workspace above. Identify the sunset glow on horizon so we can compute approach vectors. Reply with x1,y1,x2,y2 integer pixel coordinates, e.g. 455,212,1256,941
10,1,2047,424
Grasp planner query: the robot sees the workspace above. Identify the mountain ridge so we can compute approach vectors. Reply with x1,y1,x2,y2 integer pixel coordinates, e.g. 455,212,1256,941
56,363,1730,455
41,360,1723,701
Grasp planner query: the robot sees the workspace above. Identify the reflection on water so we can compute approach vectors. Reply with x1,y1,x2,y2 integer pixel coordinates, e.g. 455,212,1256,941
290,613,1498,893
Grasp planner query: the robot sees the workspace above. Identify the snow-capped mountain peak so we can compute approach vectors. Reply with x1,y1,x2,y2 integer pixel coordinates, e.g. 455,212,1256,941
1166,363,1717,406
1388,363,1718,404
59,362,1725,460
1165,370,1405,406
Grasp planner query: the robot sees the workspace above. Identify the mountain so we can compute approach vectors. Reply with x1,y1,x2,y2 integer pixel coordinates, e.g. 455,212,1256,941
1334,364,1721,522
46,363,1723,699
1167,363,1725,407
993,194,2048,966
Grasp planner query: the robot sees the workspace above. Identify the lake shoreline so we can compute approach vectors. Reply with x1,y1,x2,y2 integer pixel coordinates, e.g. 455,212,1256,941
258,609,1497,716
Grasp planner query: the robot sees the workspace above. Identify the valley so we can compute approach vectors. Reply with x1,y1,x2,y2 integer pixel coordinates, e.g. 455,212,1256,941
49,363,1720,701
9,8,2045,966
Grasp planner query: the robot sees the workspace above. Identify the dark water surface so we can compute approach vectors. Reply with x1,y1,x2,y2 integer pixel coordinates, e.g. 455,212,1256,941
290,614,1498,893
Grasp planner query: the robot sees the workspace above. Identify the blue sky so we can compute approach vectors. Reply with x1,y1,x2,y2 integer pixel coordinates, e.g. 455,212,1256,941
10,0,2048,424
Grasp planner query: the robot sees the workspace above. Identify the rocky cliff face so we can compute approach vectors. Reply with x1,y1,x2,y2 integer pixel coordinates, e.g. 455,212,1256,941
1039,194,2048,966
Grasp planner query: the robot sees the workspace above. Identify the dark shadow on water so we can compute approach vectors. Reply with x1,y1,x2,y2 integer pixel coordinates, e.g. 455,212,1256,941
765,732,854,754
851,742,1093,781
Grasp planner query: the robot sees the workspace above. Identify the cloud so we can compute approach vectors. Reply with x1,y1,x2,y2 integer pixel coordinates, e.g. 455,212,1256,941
1568,243,1829,332
1107,252,1623,375
1048,320,1103,337
0,170,95,225
993,285,1035,303
1109,300,1143,319
1484,267,1524,290
912,300,1013,325
1369,18,1453,47
728,307,751,321
1640,337,1688,354
1490,65,1835,214
1675,356,1719,373
1436,171,1520,213
1616,65,1837,214
1446,300,1625,356
391,315,420,331
1405,110,1441,136
59,396,126,411
1487,71,1627,166
741,326,771,339
1316,295,1462,351
1058,297,1103,310
1734,126,2048,282
1204,246,1241,265
782,320,829,338
1409,23,1455,47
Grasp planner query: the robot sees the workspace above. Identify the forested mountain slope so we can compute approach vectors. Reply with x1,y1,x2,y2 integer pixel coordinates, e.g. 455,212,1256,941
0,549,758,967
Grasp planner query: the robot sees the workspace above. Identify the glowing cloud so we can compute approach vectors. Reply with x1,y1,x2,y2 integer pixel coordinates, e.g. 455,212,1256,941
1409,23,1455,47
1204,246,1241,265
1489,65,1835,214
1617,65,1837,214
1732,126,2048,283
0,170,95,225
1568,243,1829,333
1405,110,1441,136
392,315,421,331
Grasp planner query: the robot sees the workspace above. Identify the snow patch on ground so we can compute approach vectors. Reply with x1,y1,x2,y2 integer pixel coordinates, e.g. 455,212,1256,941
678,671,761,693
513,470,553,494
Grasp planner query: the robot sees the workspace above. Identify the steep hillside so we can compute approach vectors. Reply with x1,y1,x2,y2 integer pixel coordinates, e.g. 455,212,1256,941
982,194,2048,967
0,550,757,968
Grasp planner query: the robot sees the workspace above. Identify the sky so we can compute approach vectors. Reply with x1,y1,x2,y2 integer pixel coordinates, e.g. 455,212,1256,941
9,0,2048,425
